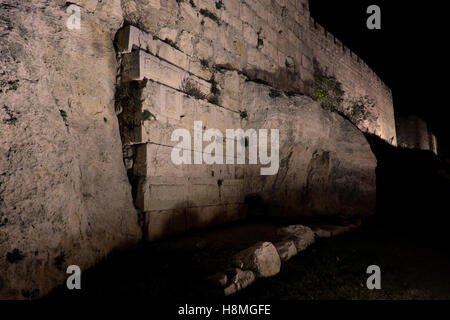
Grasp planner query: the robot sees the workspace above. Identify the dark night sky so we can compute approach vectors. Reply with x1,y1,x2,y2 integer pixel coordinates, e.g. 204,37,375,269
309,0,449,154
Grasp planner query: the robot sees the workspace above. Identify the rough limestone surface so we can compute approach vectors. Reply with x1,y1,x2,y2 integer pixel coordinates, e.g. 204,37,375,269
0,0,141,299
225,267,255,293
277,225,315,252
240,80,377,218
233,242,281,278
274,240,298,262
223,271,255,296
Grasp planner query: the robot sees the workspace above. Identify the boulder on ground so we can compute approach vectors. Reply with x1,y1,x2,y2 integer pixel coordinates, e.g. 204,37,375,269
233,242,281,278
277,225,315,252
274,240,298,262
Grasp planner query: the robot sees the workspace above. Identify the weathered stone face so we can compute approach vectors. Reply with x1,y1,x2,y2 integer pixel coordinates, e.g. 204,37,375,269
0,0,141,299
241,81,377,218
120,0,396,144
1,0,382,299
396,115,436,153
233,242,281,278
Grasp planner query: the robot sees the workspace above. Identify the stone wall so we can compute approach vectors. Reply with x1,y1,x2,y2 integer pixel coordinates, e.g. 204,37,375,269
396,115,438,154
0,0,142,299
116,24,377,241
121,0,396,144
0,0,389,298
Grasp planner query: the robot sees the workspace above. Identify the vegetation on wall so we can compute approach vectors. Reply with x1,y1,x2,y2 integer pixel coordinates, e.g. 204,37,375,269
141,109,156,122
162,38,179,50
2,105,18,126
348,96,378,126
312,71,344,112
239,110,249,120
200,9,221,25
181,78,207,100
181,77,222,106
216,1,225,10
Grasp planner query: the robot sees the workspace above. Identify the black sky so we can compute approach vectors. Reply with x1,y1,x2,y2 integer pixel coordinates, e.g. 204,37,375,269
309,0,449,153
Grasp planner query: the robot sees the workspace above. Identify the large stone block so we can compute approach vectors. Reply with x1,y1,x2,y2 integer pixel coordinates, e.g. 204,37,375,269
0,0,141,299
233,242,281,278
117,26,212,81
121,50,211,97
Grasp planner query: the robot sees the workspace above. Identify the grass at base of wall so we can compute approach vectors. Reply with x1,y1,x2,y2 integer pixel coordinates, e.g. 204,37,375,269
45,216,450,300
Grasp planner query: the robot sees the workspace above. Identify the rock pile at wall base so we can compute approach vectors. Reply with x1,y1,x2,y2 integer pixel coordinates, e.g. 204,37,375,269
0,0,141,299
212,222,362,296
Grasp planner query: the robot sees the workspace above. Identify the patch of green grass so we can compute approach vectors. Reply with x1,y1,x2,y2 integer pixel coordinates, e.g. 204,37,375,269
189,0,196,8
103,117,108,123
232,225,443,300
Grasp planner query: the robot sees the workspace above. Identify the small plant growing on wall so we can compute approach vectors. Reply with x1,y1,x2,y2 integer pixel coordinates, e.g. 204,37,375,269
312,62,344,112
59,109,69,126
348,95,377,126
207,94,220,105
162,38,179,50
257,29,264,49
141,109,156,122
239,110,249,120
199,9,221,25
216,0,225,10
181,78,207,100
2,105,18,126
200,59,209,69
207,76,221,105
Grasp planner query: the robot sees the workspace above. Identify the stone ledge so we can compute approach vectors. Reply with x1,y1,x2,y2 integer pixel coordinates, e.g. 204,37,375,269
121,49,212,98
117,25,212,81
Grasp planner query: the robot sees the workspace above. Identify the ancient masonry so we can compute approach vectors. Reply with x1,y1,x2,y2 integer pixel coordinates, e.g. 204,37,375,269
0,0,396,299
115,0,390,241
396,115,438,154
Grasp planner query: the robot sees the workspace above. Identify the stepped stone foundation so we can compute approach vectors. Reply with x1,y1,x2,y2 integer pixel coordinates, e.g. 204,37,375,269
1,0,395,298
116,26,378,241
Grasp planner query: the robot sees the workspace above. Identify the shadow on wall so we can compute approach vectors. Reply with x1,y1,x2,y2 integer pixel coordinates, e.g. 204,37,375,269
364,132,450,230
143,201,248,241
242,66,307,96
